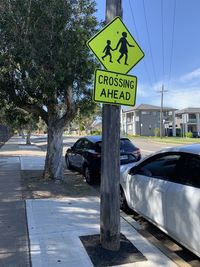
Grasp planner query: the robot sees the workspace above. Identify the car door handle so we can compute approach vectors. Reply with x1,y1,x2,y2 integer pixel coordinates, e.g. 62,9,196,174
155,188,165,193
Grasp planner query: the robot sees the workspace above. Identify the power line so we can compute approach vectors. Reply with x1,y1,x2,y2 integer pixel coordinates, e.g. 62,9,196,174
128,0,153,89
161,0,165,80
128,0,176,95
142,0,158,86
167,0,177,90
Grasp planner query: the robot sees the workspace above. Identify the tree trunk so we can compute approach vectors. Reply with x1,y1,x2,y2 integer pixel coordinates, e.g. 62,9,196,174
43,85,74,181
44,122,64,181
26,130,31,145
19,129,25,138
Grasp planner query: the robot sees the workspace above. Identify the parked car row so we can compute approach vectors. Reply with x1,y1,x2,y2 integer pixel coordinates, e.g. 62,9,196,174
120,143,200,258
65,136,200,257
65,135,141,184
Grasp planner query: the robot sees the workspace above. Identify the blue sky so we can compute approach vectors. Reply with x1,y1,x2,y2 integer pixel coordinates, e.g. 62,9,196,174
95,0,200,109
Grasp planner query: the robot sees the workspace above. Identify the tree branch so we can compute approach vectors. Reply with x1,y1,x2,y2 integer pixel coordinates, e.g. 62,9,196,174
19,102,48,124
7,81,48,124
57,85,76,128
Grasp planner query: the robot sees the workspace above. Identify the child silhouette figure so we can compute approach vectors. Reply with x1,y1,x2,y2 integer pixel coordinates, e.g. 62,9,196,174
102,40,114,63
115,32,134,65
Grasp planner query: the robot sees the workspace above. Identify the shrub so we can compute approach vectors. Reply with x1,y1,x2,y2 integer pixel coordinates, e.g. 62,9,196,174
154,127,160,137
91,130,101,135
185,131,193,138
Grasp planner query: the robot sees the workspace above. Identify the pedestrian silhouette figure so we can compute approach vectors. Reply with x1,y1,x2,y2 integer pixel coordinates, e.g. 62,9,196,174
102,40,114,63
115,32,134,65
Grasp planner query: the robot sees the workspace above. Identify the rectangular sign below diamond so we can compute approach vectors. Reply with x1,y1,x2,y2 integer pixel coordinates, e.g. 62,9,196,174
94,69,137,106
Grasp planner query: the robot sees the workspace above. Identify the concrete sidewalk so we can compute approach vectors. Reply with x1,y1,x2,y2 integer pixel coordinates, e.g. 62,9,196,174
26,197,179,267
0,137,183,267
0,138,31,267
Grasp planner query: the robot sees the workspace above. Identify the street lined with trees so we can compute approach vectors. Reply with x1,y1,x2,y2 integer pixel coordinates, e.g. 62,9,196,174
0,0,100,180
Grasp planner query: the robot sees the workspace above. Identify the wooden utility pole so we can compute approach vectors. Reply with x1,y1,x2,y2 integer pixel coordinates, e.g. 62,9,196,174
100,0,122,251
159,84,167,138
160,85,164,138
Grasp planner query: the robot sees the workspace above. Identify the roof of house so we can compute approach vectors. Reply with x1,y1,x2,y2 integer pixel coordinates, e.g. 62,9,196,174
175,107,200,114
123,104,177,113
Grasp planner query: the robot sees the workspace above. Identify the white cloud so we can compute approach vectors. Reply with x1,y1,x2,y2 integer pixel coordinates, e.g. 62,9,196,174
137,84,150,97
164,89,200,109
180,68,200,82
136,68,200,109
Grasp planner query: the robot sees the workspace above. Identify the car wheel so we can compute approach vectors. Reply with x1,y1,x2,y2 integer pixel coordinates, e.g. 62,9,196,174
65,156,72,170
120,186,129,211
84,166,95,185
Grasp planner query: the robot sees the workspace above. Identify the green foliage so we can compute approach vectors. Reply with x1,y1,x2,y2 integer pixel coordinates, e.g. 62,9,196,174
185,131,193,138
154,127,160,137
2,104,39,132
91,130,102,135
74,103,102,132
79,125,85,131
0,0,100,179
36,117,47,133
0,0,99,124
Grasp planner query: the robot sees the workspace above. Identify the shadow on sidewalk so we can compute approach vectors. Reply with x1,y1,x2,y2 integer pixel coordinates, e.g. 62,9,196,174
21,169,99,200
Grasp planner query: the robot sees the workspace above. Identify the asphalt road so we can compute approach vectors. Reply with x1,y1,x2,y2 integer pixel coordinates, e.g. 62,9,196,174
32,134,182,158
126,137,181,156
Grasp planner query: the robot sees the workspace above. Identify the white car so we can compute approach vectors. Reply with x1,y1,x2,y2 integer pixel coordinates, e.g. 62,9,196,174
120,144,200,257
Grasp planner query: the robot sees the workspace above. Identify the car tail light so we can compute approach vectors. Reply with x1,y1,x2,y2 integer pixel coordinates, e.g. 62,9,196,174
92,153,101,159
133,149,141,157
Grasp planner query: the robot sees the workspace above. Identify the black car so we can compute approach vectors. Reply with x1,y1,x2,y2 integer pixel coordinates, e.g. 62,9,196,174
192,131,200,138
65,135,141,184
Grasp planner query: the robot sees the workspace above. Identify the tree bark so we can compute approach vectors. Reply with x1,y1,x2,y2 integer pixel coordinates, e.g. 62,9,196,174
42,86,74,181
26,130,31,145
43,120,64,181
19,129,25,138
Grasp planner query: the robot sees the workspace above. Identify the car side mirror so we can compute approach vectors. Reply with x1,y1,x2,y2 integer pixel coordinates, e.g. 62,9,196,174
128,166,138,175
69,145,74,151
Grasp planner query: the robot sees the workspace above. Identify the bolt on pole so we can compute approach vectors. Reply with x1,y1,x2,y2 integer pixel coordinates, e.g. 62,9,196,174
100,0,122,251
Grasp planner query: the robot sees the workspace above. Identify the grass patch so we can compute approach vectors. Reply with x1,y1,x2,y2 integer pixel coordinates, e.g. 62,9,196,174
147,137,200,144
128,135,200,145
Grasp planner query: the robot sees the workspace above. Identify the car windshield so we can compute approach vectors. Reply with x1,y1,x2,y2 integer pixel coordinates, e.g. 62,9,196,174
95,139,136,152
120,138,136,152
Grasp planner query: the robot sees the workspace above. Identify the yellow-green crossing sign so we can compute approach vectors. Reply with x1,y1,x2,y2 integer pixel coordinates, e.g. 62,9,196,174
94,69,137,106
87,17,144,74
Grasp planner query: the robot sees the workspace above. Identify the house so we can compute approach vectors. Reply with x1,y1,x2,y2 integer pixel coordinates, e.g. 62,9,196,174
175,107,200,137
121,104,177,136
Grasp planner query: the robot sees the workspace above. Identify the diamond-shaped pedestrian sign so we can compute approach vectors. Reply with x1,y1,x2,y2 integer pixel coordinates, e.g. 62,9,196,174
87,17,144,74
